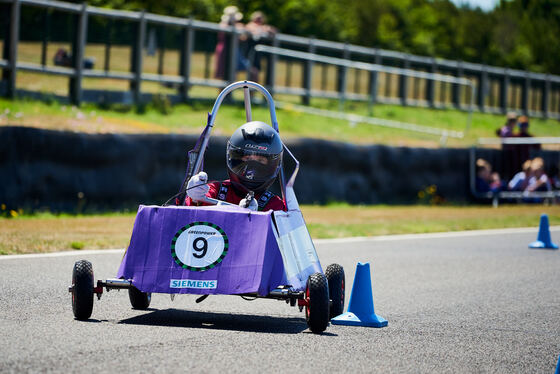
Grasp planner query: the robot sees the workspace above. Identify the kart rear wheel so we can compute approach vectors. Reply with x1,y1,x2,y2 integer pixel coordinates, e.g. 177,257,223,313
71,260,94,320
128,286,151,310
325,263,345,319
305,272,329,334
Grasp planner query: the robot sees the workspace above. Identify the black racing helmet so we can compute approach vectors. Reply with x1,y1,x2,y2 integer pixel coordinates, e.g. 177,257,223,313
226,121,283,193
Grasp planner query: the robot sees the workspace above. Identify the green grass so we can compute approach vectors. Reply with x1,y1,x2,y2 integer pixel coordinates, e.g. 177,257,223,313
302,204,560,238
3,94,559,148
1,205,558,254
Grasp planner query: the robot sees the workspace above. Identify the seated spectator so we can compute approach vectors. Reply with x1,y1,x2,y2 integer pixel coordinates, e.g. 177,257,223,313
53,48,95,69
552,162,560,189
508,159,532,191
54,48,71,67
476,158,503,193
525,157,551,192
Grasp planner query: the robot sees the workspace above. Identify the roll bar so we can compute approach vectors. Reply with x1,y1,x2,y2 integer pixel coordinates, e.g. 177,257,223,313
192,80,300,209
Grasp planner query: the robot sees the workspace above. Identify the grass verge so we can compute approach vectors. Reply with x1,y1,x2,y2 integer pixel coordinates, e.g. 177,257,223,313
1,205,558,255
3,95,560,148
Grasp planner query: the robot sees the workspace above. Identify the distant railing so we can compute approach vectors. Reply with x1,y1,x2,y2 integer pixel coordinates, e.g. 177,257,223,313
256,44,474,138
1,0,560,120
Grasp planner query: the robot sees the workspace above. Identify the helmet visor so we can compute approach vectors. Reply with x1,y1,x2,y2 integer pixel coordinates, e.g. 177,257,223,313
227,143,282,184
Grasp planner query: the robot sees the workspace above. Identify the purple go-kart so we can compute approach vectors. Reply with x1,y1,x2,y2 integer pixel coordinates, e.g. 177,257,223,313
69,81,345,333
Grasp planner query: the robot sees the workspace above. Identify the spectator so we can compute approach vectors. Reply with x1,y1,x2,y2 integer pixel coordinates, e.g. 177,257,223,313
53,48,95,69
214,6,248,80
496,111,517,138
516,116,533,137
476,158,502,193
54,48,72,67
525,157,551,192
496,112,518,180
507,159,532,191
513,115,541,167
245,11,277,82
552,162,560,189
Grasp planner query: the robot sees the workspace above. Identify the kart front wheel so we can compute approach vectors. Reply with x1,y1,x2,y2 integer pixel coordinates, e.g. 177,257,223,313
305,272,329,334
71,260,94,320
128,286,151,310
325,263,345,319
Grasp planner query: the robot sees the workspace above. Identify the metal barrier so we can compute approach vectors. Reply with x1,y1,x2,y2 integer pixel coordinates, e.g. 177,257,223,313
276,101,463,145
257,45,474,138
1,0,560,119
469,138,560,206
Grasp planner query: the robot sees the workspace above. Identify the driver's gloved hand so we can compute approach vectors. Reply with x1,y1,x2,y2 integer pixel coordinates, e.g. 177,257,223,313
239,197,258,211
186,172,209,202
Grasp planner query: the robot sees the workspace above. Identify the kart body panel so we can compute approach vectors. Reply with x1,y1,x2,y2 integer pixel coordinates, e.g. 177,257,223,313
117,205,285,296
117,189,322,295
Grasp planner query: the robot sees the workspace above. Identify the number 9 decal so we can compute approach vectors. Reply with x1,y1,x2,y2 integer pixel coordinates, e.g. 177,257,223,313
192,237,208,259
171,222,229,271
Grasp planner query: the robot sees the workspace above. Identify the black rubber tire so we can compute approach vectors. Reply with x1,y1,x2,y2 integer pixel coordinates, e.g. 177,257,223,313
72,260,94,320
128,286,151,310
325,263,345,319
305,272,330,334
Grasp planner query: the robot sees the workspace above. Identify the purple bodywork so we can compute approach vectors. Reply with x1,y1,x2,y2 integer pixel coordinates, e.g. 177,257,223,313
117,205,286,296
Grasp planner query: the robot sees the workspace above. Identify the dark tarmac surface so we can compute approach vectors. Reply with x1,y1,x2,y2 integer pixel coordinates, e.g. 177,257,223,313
1,228,559,373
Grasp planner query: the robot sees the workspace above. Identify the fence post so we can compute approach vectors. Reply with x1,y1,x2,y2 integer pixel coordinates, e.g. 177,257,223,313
179,18,194,102
264,34,278,95
337,44,349,93
2,0,20,98
104,18,113,72
226,26,238,83
500,68,509,114
69,3,88,105
452,61,463,109
130,11,146,105
398,55,410,106
542,75,550,118
477,66,488,112
41,9,50,66
336,43,349,109
157,26,166,76
426,59,436,108
521,71,530,115
302,39,315,105
368,52,381,114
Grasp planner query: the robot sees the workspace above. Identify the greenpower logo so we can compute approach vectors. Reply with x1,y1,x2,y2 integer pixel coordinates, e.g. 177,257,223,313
171,222,229,272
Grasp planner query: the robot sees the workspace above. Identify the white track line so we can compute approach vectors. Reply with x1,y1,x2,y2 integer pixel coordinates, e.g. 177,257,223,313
0,248,125,261
1,226,558,260
313,226,560,244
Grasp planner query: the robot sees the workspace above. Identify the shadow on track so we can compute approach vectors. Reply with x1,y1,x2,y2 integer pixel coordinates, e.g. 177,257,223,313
118,308,335,335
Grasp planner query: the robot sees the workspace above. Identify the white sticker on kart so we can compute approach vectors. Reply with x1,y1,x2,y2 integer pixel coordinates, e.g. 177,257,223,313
170,279,217,289
171,222,229,272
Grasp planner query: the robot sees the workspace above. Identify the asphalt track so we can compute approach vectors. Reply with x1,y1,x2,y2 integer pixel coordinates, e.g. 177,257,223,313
1,228,559,373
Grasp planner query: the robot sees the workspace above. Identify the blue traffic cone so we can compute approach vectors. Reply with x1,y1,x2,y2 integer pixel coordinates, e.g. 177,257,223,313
555,354,560,374
529,214,558,249
331,262,388,327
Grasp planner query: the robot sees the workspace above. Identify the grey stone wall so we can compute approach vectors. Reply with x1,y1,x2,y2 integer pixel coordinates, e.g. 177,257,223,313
0,126,475,211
